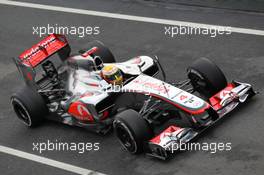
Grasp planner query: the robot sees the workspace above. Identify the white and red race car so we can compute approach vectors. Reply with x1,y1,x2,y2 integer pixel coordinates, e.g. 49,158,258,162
11,34,255,159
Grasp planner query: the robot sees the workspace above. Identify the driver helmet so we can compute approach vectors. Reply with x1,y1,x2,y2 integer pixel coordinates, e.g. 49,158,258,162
101,65,123,85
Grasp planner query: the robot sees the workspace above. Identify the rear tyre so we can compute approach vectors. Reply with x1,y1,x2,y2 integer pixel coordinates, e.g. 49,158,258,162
80,41,116,63
11,87,49,127
114,109,153,154
187,58,227,97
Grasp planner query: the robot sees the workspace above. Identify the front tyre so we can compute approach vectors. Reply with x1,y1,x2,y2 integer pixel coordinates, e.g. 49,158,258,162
187,58,227,97
114,109,153,154
11,86,49,127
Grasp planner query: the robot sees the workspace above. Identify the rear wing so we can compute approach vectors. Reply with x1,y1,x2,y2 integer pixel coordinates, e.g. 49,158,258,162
13,34,71,88
18,34,69,67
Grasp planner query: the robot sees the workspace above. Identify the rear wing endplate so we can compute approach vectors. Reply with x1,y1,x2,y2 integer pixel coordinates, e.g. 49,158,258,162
13,34,71,88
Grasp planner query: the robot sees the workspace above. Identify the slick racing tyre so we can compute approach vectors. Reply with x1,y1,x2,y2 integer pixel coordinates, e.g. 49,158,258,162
11,86,49,127
114,109,153,154
80,40,116,63
187,58,227,97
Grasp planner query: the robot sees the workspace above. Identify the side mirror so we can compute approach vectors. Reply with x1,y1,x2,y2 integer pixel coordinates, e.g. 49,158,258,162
154,55,166,82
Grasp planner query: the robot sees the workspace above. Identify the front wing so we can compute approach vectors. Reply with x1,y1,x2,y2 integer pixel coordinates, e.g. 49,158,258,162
145,81,256,160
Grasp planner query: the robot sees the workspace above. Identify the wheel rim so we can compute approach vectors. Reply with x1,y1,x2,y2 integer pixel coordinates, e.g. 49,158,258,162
115,122,137,153
190,73,206,88
12,98,32,126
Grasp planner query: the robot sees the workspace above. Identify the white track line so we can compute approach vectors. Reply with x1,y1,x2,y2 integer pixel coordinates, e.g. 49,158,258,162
0,145,105,175
0,0,264,36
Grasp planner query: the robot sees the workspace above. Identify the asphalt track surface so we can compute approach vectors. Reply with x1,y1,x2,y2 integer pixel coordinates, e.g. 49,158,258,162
0,0,264,175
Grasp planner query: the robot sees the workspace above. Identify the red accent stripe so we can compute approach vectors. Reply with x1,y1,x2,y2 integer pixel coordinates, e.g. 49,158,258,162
82,47,98,57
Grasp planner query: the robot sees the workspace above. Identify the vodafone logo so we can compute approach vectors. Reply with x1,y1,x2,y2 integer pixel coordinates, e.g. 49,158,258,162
77,104,91,117
159,132,173,145
220,90,231,99
158,128,184,145
68,102,94,122
180,95,188,101
160,132,172,140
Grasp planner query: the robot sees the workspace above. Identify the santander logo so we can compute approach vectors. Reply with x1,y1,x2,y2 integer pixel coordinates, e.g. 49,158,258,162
22,36,56,59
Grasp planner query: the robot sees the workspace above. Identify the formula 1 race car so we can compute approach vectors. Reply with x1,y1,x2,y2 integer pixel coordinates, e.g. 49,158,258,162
11,34,159,134
11,34,255,160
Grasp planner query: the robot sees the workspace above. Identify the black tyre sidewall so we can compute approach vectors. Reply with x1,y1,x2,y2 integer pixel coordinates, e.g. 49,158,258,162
188,58,227,96
114,109,153,154
11,86,48,127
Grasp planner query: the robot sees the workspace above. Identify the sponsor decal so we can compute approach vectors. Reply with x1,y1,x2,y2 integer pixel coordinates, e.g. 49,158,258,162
133,79,170,94
77,104,91,117
220,90,231,99
22,36,56,59
180,95,188,101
